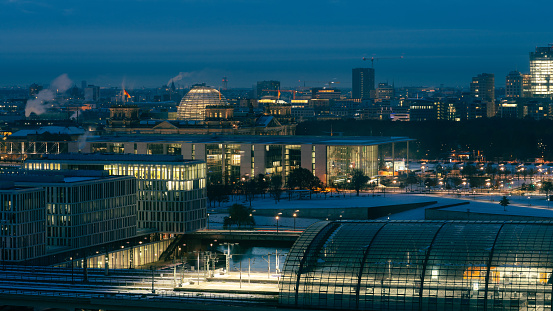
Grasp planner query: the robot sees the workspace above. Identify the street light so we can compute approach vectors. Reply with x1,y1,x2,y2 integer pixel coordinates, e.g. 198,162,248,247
292,213,297,231
207,213,210,230
276,216,279,233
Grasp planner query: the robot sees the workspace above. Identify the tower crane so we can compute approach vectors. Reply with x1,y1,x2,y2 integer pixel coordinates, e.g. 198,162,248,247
362,55,404,68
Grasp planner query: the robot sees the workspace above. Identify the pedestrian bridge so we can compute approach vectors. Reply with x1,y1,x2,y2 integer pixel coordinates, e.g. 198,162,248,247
188,229,302,243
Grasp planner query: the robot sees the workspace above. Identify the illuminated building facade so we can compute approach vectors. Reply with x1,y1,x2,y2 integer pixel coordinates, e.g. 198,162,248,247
80,135,411,185
280,220,553,310
530,45,553,98
506,71,524,98
352,68,375,100
0,182,46,262
3,172,137,249
25,154,206,233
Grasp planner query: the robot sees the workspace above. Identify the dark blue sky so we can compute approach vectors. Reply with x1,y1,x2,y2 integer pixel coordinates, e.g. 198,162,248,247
1,0,552,89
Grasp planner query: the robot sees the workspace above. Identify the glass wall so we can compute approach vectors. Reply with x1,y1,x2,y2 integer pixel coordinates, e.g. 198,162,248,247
326,145,377,185
280,220,553,311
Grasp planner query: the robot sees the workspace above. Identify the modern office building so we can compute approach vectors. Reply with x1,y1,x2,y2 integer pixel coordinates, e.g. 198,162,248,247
530,45,553,98
352,68,375,100
470,73,495,117
77,135,412,186
280,220,553,310
25,154,207,234
0,181,46,262
3,171,137,249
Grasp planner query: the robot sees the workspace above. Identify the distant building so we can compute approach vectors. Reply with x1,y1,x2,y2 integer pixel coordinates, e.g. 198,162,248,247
84,85,100,102
311,88,341,100
0,181,46,262
352,68,375,100
376,82,394,100
25,154,206,233
506,71,523,98
530,45,553,98
29,83,43,97
408,99,437,121
470,73,495,117
256,81,280,99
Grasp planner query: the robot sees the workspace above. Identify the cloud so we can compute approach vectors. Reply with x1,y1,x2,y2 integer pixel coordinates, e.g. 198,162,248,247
25,73,72,117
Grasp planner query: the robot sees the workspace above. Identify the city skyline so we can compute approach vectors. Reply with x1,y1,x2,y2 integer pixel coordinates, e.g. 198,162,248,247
1,0,553,88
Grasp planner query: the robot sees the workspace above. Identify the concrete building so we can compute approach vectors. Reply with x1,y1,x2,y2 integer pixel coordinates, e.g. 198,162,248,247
25,154,207,234
352,68,375,100
506,70,524,98
0,181,46,263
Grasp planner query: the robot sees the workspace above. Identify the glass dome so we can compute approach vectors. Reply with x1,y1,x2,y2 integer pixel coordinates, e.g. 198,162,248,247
177,86,228,121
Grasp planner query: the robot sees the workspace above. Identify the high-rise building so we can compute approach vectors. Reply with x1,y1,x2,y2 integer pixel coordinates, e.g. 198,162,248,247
352,68,375,100
506,71,523,98
256,80,280,99
470,73,495,117
530,45,553,98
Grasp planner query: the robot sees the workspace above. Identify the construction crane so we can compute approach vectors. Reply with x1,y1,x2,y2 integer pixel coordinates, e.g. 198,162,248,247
362,55,404,68
262,89,298,100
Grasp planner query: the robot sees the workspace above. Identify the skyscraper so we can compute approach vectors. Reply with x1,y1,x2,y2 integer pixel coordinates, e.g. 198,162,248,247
352,68,374,100
470,73,495,117
530,45,553,97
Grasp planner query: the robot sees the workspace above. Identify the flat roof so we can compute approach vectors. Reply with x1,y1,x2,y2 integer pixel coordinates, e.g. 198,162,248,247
29,153,204,164
85,134,414,146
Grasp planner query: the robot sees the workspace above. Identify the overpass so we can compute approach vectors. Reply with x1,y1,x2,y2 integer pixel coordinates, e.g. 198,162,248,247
188,229,302,243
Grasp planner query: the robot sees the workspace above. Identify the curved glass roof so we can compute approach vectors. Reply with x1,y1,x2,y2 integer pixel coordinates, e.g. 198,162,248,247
177,86,229,121
279,220,553,310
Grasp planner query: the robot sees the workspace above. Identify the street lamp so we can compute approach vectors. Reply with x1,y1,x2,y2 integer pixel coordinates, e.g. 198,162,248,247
292,213,297,231
207,213,210,230
276,216,279,233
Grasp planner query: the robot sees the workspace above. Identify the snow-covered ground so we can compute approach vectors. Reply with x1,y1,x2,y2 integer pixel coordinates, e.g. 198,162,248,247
207,191,553,229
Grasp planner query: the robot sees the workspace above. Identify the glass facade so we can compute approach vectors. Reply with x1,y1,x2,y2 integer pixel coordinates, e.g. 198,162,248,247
530,46,553,97
280,220,553,310
25,157,207,234
177,86,229,121
327,145,378,185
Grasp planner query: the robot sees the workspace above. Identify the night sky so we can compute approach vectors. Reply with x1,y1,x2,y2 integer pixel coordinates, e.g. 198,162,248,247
1,0,552,89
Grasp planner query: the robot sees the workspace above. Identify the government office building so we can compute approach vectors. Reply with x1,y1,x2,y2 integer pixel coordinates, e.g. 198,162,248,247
79,135,412,186
25,154,206,234
2,171,137,250
0,181,46,262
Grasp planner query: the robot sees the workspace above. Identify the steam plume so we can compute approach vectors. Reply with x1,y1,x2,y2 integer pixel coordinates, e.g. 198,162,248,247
25,74,73,117
167,72,193,86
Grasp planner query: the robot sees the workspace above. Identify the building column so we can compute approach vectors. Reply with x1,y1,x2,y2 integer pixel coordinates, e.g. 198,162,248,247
406,141,409,173
391,143,395,177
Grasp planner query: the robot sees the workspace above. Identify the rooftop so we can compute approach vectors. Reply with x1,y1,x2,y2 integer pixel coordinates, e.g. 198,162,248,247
85,134,414,146
30,153,204,164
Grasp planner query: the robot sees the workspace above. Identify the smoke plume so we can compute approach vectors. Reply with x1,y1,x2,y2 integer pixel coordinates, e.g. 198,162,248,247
25,74,73,117
167,72,193,86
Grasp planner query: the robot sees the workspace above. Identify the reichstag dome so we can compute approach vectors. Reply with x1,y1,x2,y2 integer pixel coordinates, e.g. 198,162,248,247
177,85,228,121
279,220,553,310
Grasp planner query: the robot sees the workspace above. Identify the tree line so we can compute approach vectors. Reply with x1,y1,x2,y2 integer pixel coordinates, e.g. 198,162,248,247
296,119,553,161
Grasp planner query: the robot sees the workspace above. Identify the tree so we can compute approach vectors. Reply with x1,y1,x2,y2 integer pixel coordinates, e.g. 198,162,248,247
287,167,316,190
269,175,283,203
542,181,553,201
254,174,269,197
224,204,255,229
499,196,510,211
207,184,229,207
351,169,370,196
405,174,419,191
